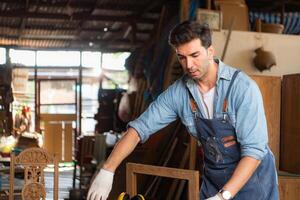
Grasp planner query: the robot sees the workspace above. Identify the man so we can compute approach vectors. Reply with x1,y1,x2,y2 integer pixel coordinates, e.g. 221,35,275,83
87,21,279,200
15,106,32,134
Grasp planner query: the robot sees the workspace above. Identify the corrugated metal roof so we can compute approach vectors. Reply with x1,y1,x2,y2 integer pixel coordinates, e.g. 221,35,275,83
0,0,170,51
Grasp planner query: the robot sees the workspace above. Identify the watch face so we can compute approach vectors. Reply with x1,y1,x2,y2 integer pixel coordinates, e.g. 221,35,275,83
222,190,231,200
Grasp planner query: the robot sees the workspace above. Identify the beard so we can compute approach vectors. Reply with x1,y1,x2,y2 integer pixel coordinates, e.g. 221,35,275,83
187,59,210,81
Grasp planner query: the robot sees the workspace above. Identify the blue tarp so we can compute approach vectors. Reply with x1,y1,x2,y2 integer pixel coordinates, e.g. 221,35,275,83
249,11,300,34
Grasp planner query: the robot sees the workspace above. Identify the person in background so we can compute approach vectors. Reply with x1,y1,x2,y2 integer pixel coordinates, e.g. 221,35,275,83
15,106,32,134
87,21,279,200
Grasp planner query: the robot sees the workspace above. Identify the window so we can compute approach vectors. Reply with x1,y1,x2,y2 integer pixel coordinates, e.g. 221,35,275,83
101,52,130,89
10,49,35,66
39,80,76,114
82,51,101,68
0,48,5,64
102,52,130,70
82,51,102,77
37,51,80,66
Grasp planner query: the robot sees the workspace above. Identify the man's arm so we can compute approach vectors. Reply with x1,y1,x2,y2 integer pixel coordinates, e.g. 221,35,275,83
87,127,141,200
221,156,261,197
219,76,265,197
102,127,141,172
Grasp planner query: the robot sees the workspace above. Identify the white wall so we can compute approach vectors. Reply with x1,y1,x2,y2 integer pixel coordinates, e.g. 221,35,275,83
212,30,300,76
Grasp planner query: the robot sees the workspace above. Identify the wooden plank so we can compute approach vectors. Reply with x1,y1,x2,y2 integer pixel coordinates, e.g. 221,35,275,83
180,0,190,21
217,2,249,31
40,114,76,121
64,123,73,162
251,75,281,169
53,124,63,161
44,122,63,160
189,136,197,170
279,175,300,200
280,74,300,173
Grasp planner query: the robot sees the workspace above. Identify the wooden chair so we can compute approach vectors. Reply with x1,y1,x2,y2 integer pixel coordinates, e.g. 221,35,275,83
73,135,95,189
9,147,59,200
126,162,199,200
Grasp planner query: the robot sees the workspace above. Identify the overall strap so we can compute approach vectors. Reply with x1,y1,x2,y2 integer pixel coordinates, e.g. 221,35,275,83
222,70,241,112
187,88,198,115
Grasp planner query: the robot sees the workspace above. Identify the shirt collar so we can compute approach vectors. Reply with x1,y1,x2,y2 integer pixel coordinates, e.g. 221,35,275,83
184,58,232,88
216,59,231,81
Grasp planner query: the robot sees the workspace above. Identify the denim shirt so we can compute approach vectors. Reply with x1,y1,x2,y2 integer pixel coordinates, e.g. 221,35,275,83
128,60,269,160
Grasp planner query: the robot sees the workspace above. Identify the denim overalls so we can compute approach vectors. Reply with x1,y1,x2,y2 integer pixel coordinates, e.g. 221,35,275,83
188,71,279,200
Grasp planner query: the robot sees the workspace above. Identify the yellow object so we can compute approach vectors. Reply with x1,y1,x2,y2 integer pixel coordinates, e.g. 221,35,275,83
135,194,145,200
117,192,130,200
2,146,13,153
117,192,145,200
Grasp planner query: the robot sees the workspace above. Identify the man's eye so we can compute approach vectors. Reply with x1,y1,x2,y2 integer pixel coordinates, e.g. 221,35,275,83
178,56,185,60
192,54,199,58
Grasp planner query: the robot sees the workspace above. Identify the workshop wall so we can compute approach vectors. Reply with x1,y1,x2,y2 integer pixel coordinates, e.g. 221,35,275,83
212,30,300,76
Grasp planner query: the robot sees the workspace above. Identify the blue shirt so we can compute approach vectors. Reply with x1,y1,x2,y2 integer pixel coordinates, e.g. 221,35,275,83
128,60,269,160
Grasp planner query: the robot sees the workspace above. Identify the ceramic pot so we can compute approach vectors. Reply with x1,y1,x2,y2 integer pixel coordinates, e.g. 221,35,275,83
253,47,276,72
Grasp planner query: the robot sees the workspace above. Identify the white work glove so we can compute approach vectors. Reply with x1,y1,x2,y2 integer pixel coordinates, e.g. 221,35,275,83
87,168,114,200
206,193,222,200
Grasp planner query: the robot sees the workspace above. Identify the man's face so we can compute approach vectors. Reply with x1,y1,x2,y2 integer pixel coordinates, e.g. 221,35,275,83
175,38,214,81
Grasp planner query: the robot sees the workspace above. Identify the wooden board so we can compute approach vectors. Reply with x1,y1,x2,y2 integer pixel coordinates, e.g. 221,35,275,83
279,175,300,200
42,114,75,162
251,75,281,169
280,74,300,173
40,114,76,121
44,122,63,161
64,123,73,162
217,1,249,31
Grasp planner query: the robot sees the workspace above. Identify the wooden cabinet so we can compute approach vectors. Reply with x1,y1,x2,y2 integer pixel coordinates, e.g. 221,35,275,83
279,175,300,200
251,75,281,169
280,74,300,173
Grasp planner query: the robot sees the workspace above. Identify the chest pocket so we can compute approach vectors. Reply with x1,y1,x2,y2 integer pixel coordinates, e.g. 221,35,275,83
214,112,236,127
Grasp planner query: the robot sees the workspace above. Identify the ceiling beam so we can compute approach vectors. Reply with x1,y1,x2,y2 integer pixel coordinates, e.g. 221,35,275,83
0,11,157,24
18,0,29,38
0,0,161,13
0,25,151,35
0,34,144,45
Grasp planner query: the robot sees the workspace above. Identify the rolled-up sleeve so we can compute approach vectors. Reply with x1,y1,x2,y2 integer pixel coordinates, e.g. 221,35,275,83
128,86,179,143
235,79,268,160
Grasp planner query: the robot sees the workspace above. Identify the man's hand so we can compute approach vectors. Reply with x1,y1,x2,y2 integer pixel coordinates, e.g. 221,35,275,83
87,168,114,200
206,193,222,200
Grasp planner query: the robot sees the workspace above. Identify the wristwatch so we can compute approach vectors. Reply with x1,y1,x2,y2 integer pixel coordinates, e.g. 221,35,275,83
219,189,232,200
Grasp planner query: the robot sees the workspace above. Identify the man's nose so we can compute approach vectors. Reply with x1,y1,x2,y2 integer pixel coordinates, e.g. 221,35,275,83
185,58,193,69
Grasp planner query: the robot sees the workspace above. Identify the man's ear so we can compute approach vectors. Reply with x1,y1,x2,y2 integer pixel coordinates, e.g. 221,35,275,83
207,46,215,59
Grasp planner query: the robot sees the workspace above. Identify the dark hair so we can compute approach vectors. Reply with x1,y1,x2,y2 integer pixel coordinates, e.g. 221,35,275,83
168,21,212,49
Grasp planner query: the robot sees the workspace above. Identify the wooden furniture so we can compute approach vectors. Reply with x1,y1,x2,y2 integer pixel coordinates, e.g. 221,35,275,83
74,135,95,189
40,114,76,162
251,76,281,169
255,19,284,34
126,162,199,200
279,175,300,200
215,1,249,31
280,74,300,173
9,147,59,200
